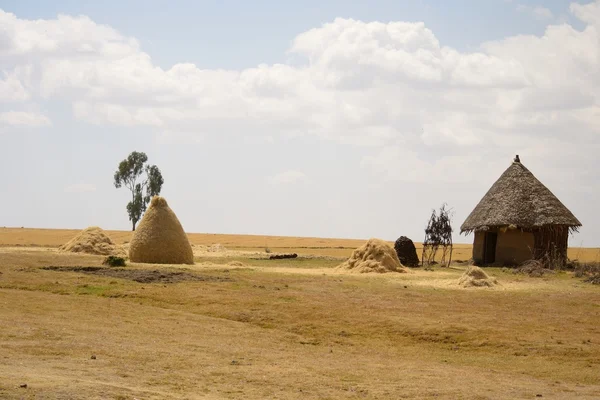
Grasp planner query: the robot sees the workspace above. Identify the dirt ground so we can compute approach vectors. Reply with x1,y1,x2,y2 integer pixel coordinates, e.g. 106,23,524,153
0,232,599,399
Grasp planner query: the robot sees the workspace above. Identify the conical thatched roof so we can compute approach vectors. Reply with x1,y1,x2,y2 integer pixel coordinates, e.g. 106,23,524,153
461,157,581,233
129,196,194,264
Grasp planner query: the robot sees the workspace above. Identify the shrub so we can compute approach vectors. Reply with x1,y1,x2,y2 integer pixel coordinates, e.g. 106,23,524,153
103,255,126,267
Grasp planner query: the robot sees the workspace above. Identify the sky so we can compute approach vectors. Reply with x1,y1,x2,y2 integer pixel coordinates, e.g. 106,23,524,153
0,0,599,247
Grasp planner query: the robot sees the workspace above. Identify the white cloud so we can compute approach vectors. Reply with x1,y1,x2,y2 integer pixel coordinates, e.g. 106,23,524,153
570,0,600,26
65,184,97,193
0,2,599,189
268,170,308,185
0,66,31,102
155,130,204,145
517,4,554,19
0,111,51,127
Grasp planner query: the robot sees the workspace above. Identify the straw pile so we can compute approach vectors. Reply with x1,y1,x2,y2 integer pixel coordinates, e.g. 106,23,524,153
337,238,407,273
60,227,124,256
458,266,497,287
128,196,194,264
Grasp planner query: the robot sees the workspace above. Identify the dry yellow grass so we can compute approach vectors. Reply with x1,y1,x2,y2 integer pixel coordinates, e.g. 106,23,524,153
0,235,599,398
2,228,598,262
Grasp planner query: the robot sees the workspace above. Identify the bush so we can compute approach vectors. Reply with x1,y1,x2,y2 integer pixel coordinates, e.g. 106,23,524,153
103,255,126,267
573,261,599,276
572,261,600,284
584,274,600,285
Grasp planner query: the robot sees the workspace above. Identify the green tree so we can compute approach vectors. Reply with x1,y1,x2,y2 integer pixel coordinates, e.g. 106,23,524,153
114,151,164,231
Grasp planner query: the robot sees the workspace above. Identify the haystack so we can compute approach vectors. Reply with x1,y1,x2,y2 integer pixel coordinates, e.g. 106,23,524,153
128,196,194,264
458,266,497,287
394,236,420,267
60,226,124,256
337,238,407,273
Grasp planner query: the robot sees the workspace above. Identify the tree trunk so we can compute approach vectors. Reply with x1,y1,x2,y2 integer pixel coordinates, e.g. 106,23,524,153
132,220,136,231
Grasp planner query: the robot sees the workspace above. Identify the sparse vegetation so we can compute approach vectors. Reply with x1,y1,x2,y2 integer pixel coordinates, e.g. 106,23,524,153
102,255,126,267
572,261,600,284
422,203,454,267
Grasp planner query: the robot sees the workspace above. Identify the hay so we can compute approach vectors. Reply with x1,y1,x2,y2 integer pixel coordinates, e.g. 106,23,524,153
60,227,124,256
228,261,245,267
208,244,226,252
337,238,407,274
514,259,555,277
128,196,194,264
458,266,497,287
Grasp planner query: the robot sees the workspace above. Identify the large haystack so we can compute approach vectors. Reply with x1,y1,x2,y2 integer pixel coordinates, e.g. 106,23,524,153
337,238,407,274
60,227,124,256
458,266,497,287
128,196,194,264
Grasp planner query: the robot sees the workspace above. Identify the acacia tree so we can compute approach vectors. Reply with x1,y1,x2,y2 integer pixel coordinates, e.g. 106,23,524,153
422,203,454,267
114,151,164,231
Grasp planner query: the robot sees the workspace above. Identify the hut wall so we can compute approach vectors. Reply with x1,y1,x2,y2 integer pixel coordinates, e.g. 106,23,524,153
472,231,485,264
533,227,569,266
495,229,535,265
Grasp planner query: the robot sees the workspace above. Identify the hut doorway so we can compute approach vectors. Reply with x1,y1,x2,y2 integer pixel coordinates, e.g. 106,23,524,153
483,232,497,264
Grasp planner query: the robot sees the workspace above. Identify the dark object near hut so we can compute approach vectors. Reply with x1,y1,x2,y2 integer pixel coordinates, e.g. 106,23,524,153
394,236,420,267
269,253,298,260
460,156,581,267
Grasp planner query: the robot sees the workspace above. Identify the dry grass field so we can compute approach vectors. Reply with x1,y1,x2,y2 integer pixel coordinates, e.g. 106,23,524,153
2,228,599,262
0,228,599,399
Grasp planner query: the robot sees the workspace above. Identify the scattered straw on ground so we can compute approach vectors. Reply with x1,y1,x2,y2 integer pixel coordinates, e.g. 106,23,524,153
59,227,124,256
228,261,245,267
514,259,556,277
337,238,408,274
458,266,498,287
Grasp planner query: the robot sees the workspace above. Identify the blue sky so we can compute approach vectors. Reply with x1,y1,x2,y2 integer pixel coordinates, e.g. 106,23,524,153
1,0,599,247
1,0,588,69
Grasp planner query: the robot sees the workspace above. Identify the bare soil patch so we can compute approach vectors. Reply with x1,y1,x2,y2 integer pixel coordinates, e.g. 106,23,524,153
40,266,232,284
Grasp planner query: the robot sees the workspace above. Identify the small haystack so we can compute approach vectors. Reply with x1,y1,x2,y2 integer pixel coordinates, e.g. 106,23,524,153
128,196,194,264
458,266,497,287
337,238,407,274
60,227,124,256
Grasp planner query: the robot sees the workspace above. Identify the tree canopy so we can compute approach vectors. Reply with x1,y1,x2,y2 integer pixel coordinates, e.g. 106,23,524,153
114,151,164,231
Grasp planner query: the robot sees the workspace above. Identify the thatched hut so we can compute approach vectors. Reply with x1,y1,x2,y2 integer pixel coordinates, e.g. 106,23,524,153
460,156,581,266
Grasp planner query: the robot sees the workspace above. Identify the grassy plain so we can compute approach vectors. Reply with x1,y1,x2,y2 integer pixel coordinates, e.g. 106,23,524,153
0,228,599,399
2,227,599,262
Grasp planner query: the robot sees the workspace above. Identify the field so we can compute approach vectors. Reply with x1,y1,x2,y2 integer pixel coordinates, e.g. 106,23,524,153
0,228,599,399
